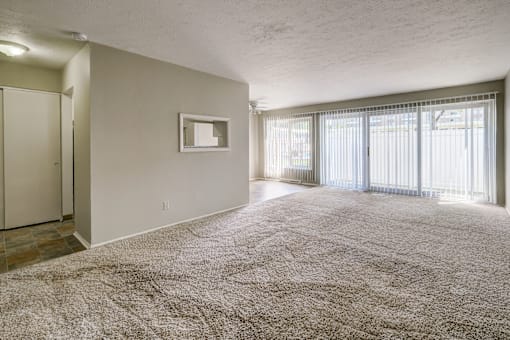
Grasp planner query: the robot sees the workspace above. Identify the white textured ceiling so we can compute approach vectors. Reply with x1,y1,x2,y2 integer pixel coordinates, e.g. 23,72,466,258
0,8,84,69
0,0,509,109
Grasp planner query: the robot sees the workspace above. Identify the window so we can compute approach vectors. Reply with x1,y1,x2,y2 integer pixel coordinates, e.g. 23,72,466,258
290,118,312,170
264,114,315,183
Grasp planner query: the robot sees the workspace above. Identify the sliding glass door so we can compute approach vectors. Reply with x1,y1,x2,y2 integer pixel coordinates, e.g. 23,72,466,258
369,107,418,195
421,101,495,201
263,94,497,203
319,111,365,189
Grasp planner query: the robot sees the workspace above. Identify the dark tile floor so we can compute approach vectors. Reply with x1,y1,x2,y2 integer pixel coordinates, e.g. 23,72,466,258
0,220,85,273
249,180,311,203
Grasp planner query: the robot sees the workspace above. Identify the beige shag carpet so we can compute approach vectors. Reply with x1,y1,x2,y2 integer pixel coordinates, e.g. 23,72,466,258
1,187,510,339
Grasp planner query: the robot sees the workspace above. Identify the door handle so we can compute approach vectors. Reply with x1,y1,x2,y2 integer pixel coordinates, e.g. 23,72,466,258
54,162,60,166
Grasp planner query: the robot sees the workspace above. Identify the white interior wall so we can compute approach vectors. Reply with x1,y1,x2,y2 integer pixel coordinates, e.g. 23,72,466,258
0,61,62,93
89,43,249,245
194,123,218,147
0,90,3,229
61,94,74,216
62,44,91,243
249,114,261,179
505,72,510,213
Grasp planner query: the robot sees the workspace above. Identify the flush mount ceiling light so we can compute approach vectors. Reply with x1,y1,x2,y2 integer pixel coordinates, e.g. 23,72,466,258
0,40,29,57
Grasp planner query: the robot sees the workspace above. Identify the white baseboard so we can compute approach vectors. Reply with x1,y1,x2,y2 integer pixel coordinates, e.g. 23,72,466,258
90,204,248,249
73,231,91,249
259,178,319,187
249,177,264,181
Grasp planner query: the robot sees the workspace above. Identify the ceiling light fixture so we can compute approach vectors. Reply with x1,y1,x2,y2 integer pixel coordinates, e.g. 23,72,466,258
249,100,268,115
0,41,29,57
71,32,88,41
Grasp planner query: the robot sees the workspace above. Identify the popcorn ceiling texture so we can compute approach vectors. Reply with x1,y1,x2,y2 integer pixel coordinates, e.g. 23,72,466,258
1,0,509,107
1,188,510,338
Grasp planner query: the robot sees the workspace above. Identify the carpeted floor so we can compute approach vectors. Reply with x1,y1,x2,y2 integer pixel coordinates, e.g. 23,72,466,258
1,187,510,339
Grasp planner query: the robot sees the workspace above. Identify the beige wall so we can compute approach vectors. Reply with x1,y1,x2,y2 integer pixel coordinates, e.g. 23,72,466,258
61,94,74,216
0,91,3,228
267,80,506,205
506,72,510,213
249,114,262,179
0,61,61,92
62,45,91,243
89,43,249,245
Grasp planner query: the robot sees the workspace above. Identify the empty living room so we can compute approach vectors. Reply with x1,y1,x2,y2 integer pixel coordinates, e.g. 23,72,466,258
1,0,510,338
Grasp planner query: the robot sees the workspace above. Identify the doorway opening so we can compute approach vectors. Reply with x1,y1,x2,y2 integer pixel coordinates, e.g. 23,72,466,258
0,87,84,273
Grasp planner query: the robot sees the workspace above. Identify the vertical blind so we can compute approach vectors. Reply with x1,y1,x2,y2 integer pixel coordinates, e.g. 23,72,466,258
368,105,418,195
319,110,364,189
263,93,497,203
264,113,316,184
420,94,497,202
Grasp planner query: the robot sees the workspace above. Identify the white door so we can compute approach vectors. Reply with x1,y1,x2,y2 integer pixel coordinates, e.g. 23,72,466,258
4,89,61,229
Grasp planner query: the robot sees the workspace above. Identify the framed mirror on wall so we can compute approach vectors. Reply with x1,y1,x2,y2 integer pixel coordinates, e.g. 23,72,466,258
179,113,230,152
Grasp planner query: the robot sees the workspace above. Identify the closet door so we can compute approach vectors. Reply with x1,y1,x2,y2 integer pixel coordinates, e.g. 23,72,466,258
4,89,61,229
